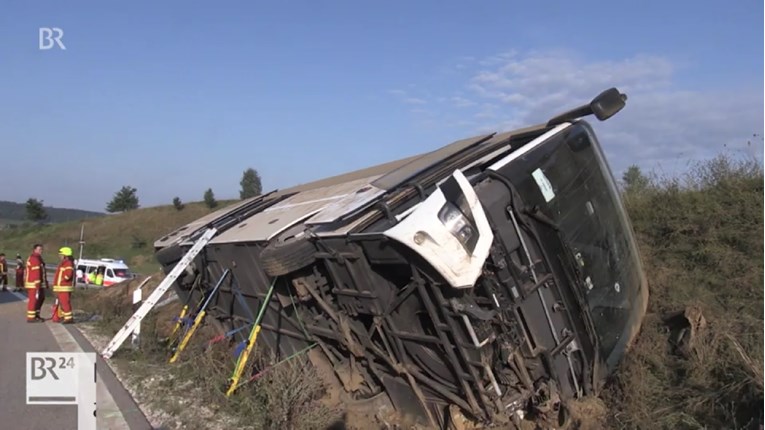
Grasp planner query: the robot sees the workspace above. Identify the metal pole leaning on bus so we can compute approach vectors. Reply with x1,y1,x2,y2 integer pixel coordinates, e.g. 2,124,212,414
225,276,278,397
168,269,231,364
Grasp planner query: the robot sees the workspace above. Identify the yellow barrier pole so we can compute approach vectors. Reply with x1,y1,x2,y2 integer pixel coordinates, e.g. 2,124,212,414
169,275,204,342
225,325,261,396
225,277,277,397
169,304,189,339
168,269,230,364
169,308,207,363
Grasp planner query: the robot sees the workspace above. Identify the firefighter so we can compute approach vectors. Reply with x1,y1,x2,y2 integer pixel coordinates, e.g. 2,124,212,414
25,244,48,322
15,254,24,292
0,253,7,292
53,247,75,324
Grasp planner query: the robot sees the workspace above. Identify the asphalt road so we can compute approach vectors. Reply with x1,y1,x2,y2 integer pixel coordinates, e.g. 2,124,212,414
0,290,153,430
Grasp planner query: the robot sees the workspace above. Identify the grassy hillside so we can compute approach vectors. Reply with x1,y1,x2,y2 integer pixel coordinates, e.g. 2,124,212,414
0,201,234,274
606,154,763,429
0,200,103,224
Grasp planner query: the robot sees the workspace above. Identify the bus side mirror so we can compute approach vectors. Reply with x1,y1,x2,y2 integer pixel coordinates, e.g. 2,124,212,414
547,87,628,126
590,88,627,121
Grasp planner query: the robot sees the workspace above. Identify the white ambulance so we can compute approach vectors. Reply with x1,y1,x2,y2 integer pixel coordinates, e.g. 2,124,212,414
75,258,133,287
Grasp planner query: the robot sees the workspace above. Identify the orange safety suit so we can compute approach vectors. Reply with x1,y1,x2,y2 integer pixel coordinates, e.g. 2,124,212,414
15,258,24,290
25,253,47,321
0,258,7,291
52,257,75,323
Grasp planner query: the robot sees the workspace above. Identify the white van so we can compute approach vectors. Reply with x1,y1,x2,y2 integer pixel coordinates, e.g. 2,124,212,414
75,258,132,287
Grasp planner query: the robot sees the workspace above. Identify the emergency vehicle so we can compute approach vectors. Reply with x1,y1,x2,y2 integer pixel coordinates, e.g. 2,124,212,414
75,258,133,287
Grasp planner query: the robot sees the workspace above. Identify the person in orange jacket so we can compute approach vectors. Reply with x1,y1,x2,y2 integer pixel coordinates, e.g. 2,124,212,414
25,244,48,322
52,247,75,324
15,254,25,292
0,253,7,292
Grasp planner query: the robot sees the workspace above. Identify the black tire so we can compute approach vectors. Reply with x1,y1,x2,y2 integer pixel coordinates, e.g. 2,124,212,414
155,244,183,266
155,244,197,287
259,236,317,277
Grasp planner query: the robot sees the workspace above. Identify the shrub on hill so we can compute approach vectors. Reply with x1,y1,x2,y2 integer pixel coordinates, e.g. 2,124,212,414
606,154,763,429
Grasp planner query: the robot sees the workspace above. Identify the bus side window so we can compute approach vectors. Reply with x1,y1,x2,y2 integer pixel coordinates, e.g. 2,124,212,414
106,268,114,278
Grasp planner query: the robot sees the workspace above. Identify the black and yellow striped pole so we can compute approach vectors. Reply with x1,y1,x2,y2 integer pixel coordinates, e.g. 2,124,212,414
225,277,277,397
168,269,231,364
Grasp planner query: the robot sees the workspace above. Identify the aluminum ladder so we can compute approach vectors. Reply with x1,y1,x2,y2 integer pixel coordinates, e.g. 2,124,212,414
101,228,217,359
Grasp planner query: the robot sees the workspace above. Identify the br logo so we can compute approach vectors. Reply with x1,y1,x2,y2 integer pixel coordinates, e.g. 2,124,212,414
39,27,66,50
30,356,74,380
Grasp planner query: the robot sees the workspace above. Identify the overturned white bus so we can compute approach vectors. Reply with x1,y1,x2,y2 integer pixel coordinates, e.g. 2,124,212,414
154,88,648,429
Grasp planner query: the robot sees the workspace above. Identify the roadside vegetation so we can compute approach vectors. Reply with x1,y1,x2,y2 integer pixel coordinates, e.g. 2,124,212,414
0,166,263,274
0,201,231,275
75,278,341,430
605,153,763,429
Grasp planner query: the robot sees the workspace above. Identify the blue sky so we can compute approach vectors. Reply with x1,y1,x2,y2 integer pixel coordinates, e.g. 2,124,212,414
1,0,762,212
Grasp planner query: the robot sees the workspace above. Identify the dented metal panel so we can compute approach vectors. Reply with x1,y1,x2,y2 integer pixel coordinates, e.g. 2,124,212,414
277,154,421,195
153,195,265,248
209,208,321,244
209,176,383,243
310,210,375,237
304,184,386,225
371,134,494,190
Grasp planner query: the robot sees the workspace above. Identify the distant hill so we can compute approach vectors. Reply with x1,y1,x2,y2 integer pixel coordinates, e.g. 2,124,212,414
0,200,235,274
0,200,104,224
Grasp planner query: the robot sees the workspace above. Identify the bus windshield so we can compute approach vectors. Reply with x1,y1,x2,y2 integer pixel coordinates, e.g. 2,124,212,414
505,122,646,363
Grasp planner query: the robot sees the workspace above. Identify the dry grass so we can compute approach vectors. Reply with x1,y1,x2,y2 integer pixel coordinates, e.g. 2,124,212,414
567,397,608,430
78,274,341,430
0,201,229,274
605,154,763,430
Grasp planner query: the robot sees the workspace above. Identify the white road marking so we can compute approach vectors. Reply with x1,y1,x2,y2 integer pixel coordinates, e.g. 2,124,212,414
47,317,131,429
8,288,141,428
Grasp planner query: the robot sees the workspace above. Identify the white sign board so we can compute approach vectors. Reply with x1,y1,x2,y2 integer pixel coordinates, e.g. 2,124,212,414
27,352,97,430
531,168,556,203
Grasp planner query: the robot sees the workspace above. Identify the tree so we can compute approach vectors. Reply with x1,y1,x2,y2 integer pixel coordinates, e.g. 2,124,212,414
25,198,47,222
239,168,263,199
622,165,649,193
203,188,218,209
172,197,185,211
106,186,140,213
